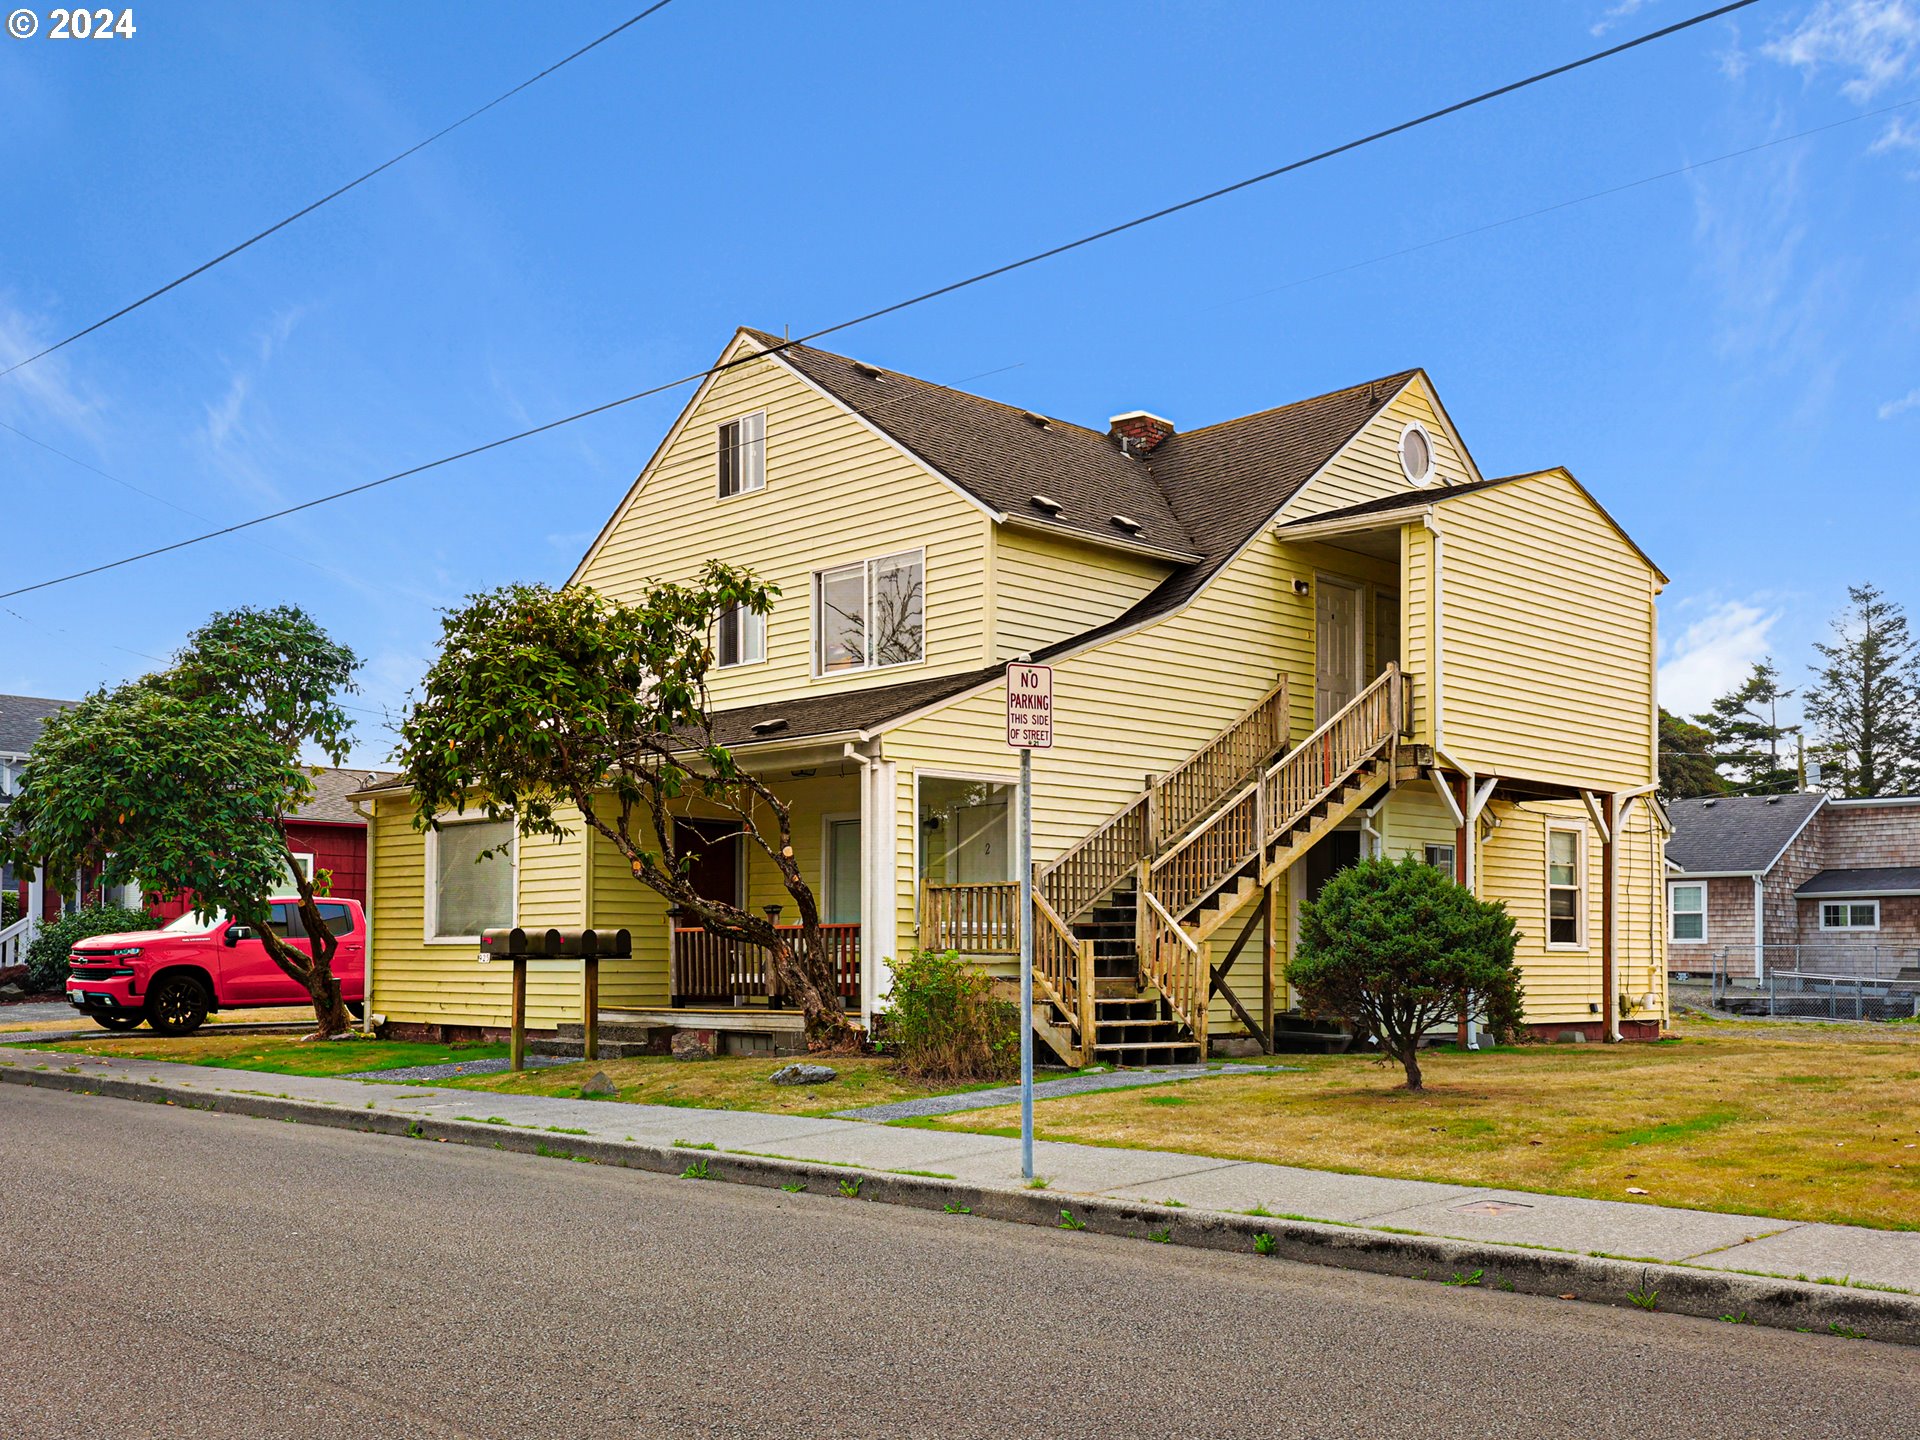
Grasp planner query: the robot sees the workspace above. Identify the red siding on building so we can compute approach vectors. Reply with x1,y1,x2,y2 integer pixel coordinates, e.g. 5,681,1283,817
145,819,370,922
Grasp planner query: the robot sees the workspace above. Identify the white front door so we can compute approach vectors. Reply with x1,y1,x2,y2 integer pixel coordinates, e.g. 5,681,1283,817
950,802,1011,884
1315,577,1364,723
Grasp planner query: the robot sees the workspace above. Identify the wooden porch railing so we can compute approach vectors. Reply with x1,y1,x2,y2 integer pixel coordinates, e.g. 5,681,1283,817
0,916,35,974
919,882,1020,954
670,923,860,1006
1036,675,1289,922
1139,887,1208,1054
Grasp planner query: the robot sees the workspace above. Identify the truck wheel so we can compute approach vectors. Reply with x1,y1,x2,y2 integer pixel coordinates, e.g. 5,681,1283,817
93,1014,143,1031
146,974,210,1035
346,1001,364,1021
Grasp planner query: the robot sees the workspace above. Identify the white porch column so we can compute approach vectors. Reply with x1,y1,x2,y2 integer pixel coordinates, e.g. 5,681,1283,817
868,759,899,1012
25,865,44,942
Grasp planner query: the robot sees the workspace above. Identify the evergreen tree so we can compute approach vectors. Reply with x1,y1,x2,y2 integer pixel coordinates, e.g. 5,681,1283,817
1658,708,1725,799
1804,584,1920,798
1696,659,1799,794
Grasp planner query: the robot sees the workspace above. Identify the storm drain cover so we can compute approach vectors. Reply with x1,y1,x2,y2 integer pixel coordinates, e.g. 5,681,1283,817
1451,1199,1534,1216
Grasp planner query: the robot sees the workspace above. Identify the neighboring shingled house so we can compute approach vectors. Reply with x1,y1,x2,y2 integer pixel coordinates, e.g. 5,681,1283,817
1665,793,1920,977
1,693,75,908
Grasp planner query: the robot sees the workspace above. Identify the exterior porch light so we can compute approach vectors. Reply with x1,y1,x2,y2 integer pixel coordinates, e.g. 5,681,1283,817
1292,578,1311,596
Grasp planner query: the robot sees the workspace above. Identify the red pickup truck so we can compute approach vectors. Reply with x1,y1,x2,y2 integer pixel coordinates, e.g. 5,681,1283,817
64,898,366,1034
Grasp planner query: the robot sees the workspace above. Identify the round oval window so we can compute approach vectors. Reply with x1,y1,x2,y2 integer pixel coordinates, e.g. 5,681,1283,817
1399,425,1433,485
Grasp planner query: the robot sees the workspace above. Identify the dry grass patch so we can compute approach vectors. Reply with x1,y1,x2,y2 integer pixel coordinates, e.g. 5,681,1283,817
442,1053,979,1117
924,1025,1920,1230
43,1032,504,1077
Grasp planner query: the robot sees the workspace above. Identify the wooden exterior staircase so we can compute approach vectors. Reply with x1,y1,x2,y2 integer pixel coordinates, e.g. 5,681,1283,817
1027,665,1406,1065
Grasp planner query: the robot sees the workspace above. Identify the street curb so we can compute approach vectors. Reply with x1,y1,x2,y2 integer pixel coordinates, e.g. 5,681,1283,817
6,1064,1915,1347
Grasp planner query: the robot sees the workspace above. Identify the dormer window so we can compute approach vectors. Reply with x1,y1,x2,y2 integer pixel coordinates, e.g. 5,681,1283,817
718,412,766,498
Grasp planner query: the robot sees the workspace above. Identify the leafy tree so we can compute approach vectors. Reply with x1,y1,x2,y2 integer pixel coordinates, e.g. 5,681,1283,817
397,568,855,1046
1287,856,1522,1091
1657,708,1725,800
1803,584,1920,798
1696,659,1799,794
2,606,362,1037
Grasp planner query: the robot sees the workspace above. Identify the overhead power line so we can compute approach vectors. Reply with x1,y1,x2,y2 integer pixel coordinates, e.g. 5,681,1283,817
0,0,1759,602
0,1,679,381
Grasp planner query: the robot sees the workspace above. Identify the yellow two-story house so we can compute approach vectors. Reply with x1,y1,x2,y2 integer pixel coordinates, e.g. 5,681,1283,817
354,327,1670,1060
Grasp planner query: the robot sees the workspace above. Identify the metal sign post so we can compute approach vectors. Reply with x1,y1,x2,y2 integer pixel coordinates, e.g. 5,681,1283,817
1006,663,1053,1180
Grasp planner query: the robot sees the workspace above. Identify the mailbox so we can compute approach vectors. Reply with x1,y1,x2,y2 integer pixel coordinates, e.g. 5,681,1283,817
480,927,533,959
545,927,633,958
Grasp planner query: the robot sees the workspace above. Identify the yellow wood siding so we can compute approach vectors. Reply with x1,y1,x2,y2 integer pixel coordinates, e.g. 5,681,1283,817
1278,381,1478,521
1436,473,1656,793
366,798,609,1030
883,533,1393,955
1478,800,1604,1026
574,337,994,709
586,824,671,1010
1401,522,1434,745
991,527,1169,661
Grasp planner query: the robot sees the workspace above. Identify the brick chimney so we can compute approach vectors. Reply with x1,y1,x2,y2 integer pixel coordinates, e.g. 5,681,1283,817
1108,411,1175,456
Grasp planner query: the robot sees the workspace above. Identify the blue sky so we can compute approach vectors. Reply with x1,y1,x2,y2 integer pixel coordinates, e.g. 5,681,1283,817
3,0,1917,765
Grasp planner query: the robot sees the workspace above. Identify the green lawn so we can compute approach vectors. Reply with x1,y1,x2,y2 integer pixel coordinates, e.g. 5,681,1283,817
46,1032,507,1077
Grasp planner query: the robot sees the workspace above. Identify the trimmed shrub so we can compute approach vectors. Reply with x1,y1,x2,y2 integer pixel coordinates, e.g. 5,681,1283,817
0,889,19,928
22,903,156,993
1288,855,1522,1091
883,948,1019,1084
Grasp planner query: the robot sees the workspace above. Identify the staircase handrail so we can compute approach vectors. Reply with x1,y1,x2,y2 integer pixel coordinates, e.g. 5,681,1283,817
1258,663,1400,850
1031,891,1095,1046
1146,665,1401,921
1037,674,1290,921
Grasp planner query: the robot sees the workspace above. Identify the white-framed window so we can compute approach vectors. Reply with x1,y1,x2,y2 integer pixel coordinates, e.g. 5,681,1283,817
1398,421,1435,487
714,603,766,668
1819,900,1880,932
717,411,766,498
1423,843,1456,875
1669,882,1706,943
814,549,925,675
425,816,517,943
1546,825,1585,948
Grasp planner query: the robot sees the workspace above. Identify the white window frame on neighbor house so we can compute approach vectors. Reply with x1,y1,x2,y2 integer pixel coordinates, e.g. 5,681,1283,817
713,602,768,669
1669,882,1707,944
812,547,927,677
716,410,766,499
423,813,518,945
1819,899,1880,932
1545,823,1586,951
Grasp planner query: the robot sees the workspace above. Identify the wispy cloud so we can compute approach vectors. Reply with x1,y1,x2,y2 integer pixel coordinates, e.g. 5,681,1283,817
196,304,309,493
1592,0,1656,37
1879,385,1920,417
1659,599,1781,714
0,296,102,440
1763,0,1920,101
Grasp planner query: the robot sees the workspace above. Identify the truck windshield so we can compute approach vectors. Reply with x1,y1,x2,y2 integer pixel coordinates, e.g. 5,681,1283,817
161,910,229,934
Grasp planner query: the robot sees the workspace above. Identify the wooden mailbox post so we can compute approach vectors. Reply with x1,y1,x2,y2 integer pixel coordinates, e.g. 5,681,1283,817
480,926,633,1070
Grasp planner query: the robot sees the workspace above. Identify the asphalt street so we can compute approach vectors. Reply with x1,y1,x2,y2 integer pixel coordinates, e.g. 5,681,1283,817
3,1084,1914,1439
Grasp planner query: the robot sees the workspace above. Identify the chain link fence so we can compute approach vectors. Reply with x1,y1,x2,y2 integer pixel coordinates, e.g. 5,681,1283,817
1672,946,1920,1021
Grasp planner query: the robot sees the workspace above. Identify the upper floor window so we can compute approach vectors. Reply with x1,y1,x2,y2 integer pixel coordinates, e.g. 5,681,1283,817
1546,826,1583,948
718,412,766,498
1820,900,1879,932
1669,883,1706,943
1398,422,1435,486
815,549,924,675
715,603,766,668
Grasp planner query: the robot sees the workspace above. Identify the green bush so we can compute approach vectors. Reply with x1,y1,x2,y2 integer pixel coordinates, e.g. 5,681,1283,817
883,948,1019,1084
1288,855,1522,1091
0,889,19,928
22,903,156,993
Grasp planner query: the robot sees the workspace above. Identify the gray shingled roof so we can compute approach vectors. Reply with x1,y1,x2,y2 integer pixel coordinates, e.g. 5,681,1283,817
1664,793,1826,875
753,330,1416,586
1796,866,1920,898
295,766,399,822
1281,475,1520,528
0,693,74,756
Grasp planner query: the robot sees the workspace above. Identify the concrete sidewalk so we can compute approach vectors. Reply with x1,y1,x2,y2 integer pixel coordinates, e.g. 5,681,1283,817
4,1040,1912,1299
